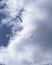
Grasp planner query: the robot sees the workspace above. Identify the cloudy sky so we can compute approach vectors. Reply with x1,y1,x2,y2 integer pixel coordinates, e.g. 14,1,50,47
0,0,52,65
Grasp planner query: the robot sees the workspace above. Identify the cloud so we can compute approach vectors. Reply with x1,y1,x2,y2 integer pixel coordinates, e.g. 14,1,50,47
0,0,52,65
33,0,52,49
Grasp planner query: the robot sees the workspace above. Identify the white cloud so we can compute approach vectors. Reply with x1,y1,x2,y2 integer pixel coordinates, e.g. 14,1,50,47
0,0,52,65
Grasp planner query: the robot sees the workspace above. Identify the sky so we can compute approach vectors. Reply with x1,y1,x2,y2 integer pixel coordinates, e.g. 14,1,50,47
0,0,52,65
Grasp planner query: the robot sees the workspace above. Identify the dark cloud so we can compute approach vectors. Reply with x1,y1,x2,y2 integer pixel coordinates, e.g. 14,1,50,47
0,13,6,21
0,3,6,9
0,24,12,47
0,63,5,65
0,0,6,9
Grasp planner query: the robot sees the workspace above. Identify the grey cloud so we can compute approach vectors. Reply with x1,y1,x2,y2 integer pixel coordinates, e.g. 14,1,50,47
31,0,52,50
